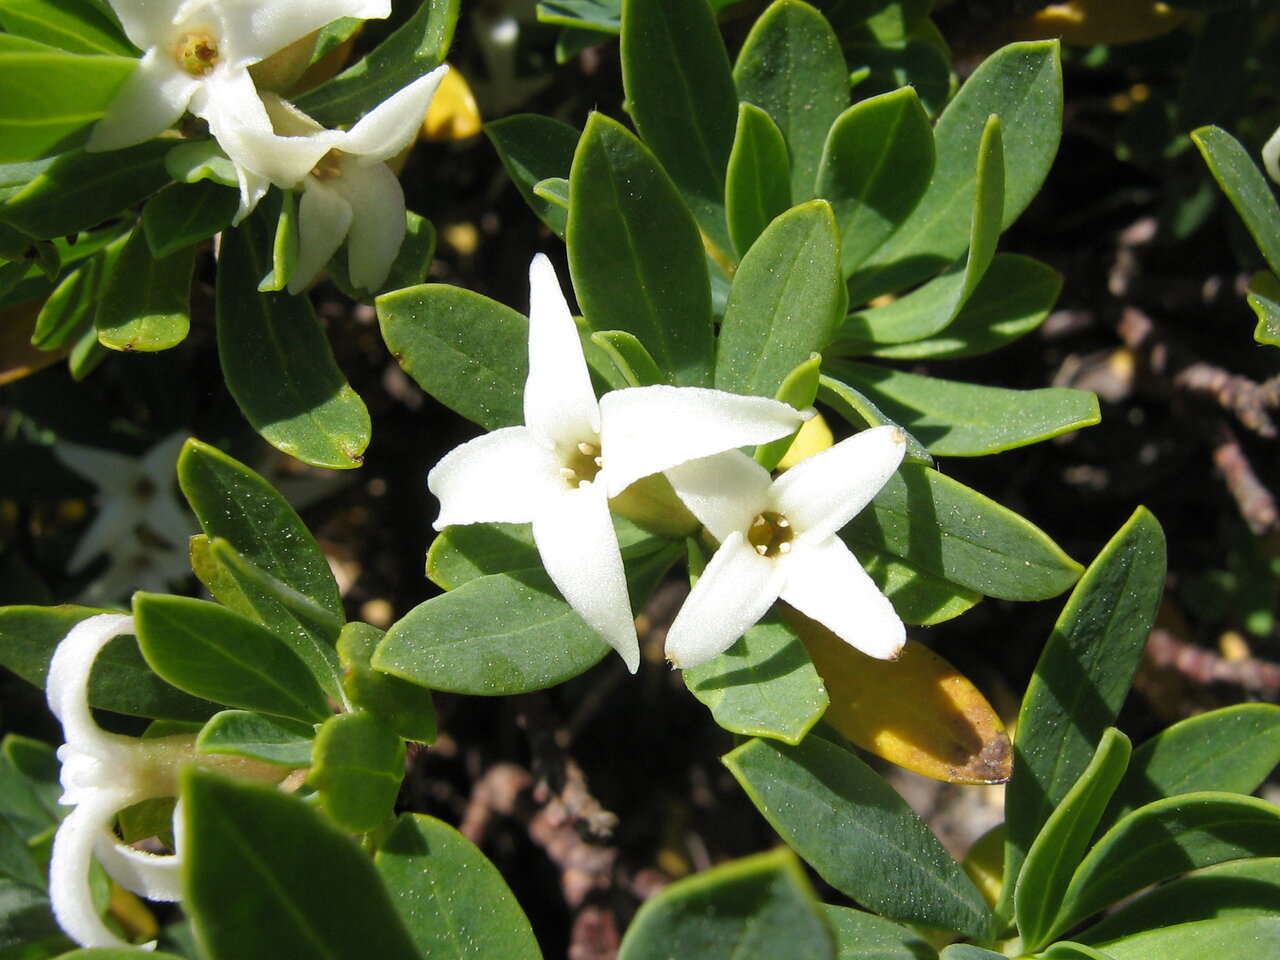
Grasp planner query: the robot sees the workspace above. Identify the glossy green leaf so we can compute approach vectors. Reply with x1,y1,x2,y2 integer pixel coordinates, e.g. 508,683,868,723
533,176,569,212
183,769,420,960
938,947,1003,960
134,592,331,723
1,140,170,237
1094,916,1280,960
841,462,1083,601
195,710,315,767
734,0,848,203
817,373,933,464
684,612,828,745
1039,944,1116,960
308,711,405,834
716,200,843,398
567,113,714,386
860,549,980,626
0,604,216,721
0,878,66,953
539,0,620,33
847,39,952,119
1246,271,1280,348
1192,125,1280,278
824,360,1099,456
816,87,934,277
337,622,437,744
618,848,834,960
725,735,991,940
377,282,528,430
848,41,1061,304
95,223,191,351
725,103,792,259
620,0,737,255
486,114,579,238
0,0,133,55
294,0,459,128
0,48,135,163
46,951,189,959
141,180,239,260
1001,508,1165,920
216,209,370,469
253,188,296,294
591,329,664,387
376,813,543,960
825,906,937,959
1016,728,1132,951
31,230,126,350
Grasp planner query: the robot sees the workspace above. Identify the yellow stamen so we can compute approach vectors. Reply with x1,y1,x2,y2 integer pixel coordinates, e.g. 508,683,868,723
174,31,219,76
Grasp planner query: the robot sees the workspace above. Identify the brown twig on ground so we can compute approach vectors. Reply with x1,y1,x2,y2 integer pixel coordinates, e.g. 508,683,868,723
1145,626,1280,693
1210,421,1280,535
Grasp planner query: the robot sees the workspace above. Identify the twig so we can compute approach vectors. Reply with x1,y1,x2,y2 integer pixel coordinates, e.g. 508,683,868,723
1145,627,1280,693
1210,422,1280,535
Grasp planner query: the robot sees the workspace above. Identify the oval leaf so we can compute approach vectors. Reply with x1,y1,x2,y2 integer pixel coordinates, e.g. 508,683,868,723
725,103,793,259
195,710,315,767
308,711,405,834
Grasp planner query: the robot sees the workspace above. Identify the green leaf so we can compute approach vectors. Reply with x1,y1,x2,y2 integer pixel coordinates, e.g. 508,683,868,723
0,734,60,842
817,373,933,464
816,87,934,277
216,208,370,468
45,951,190,959
134,592,331,724
293,0,460,128
141,180,238,260
1092,916,1280,960
337,622,437,744
754,352,821,471
376,283,528,430
95,223,191,351
724,103,793,259
716,200,843,398
183,769,421,960
1246,271,1280,348
539,0,620,33
618,848,835,960
307,711,405,834
939,947,1004,960
724,735,992,940
375,813,544,960
0,48,135,163
824,906,937,960
847,39,952,119
590,329,664,387
848,40,1061,304
823,360,1100,456
734,0,848,204
0,604,216,721
567,113,714,386
373,569,611,695
841,462,1083,601
865,254,1060,360
1,140,171,238
486,114,579,238
0,0,133,55
1000,508,1165,921
620,0,737,255
426,522,543,590
195,710,315,767
327,210,437,302
31,229,126,350
684,612,828,745
1016,728,1132,951
1039,945,1116,960
860,549,980,626
1192,125,1280,278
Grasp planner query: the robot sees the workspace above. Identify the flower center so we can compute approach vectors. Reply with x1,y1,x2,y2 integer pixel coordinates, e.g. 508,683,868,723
310,149,346,180
748,511,793,558
559,441,602,489
174,31,220,76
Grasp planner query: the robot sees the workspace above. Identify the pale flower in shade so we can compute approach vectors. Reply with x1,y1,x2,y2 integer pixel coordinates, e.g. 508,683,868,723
663,425,908,670
427,254,810,672
1264,126,1280,185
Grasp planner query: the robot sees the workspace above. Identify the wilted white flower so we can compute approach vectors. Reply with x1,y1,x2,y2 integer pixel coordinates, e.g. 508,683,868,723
428,255,809,671
663,426,908,670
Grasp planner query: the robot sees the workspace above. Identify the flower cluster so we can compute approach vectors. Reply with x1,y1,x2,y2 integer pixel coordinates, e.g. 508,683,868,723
89,0,447,293
429,257,908,672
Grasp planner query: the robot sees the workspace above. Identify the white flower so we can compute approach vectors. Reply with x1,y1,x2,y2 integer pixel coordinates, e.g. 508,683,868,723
1264,125,1280,184
427,255,810,671
47,614,192,950
662,426,908,670
88,0,391,218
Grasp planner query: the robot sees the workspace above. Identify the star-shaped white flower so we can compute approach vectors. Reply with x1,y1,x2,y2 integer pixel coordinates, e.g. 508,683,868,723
88,0,391,218
47,614,192,950
662,426,908,670
427,254,810,672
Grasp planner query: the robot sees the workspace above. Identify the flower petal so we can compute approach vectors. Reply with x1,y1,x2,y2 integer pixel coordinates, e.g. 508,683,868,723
664,531,784,670
531,482,639,672
342,65,449,164
598,386,807,497
95,830,182,902
288,178,353,295
523,254,601,449
1265,125,1280,185
86,50,197,152
770,425,905,544
338,163,406,292
46,614,135,753
213,0,392,66
109,0,184,53
663,450,770,543
428,426,563,529
779,537,904,660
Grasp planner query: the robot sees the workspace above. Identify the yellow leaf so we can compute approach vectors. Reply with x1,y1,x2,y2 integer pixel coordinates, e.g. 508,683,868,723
1012,0,1186,47
961,822,1006,908
422,67,482,141
792,613,1012,784
776,412,834,471
0,300,67,386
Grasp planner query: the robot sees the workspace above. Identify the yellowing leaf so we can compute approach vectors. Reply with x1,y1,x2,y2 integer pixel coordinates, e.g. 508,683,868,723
423,67,482,141
1013,0,1186,47
0,300,67,386
776,411,834,471
792,613,1012,784
961,822,1006,908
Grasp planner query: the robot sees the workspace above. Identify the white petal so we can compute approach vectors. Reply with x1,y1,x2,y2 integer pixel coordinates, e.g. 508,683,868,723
664,531,784,670
338,163,406,292
1265,125,1280,185
52,442,133,495
86,50,198,152
212,0,391,66
531,482,639,671
523,254,600,449
288,179,353,295
779,538,904,659
428,426,563,529
109,0,184,53
598,386,807,497
66,507,137,574
771,425,905,544
663,450,770,543
46,614,135,753
140,433,186,479
342,65,449,164
95,832,182,902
